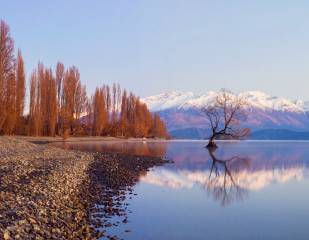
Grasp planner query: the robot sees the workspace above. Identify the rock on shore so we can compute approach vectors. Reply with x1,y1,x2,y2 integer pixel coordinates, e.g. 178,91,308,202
0,137,98,239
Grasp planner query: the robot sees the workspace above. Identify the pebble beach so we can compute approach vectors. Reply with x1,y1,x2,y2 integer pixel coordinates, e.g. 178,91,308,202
0,137,166,239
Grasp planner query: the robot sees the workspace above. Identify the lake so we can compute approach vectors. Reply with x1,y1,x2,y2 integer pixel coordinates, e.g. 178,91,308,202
58,140,309,240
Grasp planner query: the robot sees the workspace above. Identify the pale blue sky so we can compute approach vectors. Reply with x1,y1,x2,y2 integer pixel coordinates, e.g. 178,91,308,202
1,1,309,99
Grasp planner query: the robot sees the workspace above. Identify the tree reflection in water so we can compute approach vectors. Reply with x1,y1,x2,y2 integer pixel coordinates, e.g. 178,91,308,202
60,140,168,158
207,148,251,206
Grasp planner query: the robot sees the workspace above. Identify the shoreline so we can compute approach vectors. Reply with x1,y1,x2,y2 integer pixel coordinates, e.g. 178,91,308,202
10,136,169,144
0,137,167,239
9,136,309,144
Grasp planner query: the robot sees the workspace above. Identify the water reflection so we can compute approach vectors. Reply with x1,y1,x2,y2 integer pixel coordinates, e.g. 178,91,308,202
57,140,308,207
56,141,309,239
58,140,168,158
206,148,250,206
137,141,306,206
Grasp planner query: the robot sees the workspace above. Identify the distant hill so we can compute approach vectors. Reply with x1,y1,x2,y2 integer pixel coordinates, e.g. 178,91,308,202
169,128,207,139
250,129,309,140
169,128,309,140
142,90,309,140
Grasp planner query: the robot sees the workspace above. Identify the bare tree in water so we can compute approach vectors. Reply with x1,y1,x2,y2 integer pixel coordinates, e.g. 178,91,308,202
202,89,250,148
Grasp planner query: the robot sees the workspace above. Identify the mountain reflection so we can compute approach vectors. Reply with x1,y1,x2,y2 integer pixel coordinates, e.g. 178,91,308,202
141,164,303,190
57,141,308,207
141,149,253,206
140,142,306,206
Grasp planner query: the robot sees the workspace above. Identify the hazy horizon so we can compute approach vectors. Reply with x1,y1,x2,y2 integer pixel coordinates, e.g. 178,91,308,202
1,1,309,99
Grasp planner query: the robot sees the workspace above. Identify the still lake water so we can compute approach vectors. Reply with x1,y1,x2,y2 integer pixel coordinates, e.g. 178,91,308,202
60,140,309,240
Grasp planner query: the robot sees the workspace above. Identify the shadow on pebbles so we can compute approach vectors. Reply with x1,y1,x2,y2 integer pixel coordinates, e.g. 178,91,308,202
0,137,166,239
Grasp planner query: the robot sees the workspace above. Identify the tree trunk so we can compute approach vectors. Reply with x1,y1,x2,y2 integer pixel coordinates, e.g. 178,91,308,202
206,135,218,149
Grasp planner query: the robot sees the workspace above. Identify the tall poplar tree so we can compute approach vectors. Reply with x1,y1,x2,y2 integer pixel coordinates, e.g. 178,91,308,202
0,20,15,133
15,50,26,134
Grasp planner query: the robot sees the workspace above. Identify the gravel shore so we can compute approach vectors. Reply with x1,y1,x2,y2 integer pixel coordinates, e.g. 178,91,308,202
0,137,166,239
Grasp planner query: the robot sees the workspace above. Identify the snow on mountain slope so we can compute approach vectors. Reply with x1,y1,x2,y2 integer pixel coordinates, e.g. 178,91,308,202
240,91,305,112
143,91,195,112
142,90,309,113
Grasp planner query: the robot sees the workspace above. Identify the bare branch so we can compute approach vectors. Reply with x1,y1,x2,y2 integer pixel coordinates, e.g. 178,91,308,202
201,89,250,148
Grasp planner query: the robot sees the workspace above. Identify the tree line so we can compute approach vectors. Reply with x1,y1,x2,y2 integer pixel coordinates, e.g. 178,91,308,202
0,20,168,138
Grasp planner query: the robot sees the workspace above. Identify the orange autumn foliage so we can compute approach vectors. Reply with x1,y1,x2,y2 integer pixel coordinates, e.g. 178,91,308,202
0,19,169,139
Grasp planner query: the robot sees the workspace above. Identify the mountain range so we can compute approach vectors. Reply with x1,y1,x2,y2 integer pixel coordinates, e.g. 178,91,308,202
141,91,309,139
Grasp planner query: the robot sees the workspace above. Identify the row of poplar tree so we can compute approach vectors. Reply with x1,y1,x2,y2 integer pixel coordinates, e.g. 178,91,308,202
0,20,168,138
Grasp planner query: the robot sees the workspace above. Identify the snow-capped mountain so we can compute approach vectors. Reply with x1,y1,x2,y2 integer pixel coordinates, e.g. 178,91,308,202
143,90,309,113
142,90,309,139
